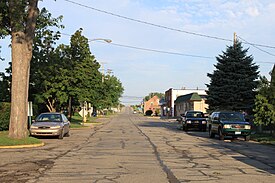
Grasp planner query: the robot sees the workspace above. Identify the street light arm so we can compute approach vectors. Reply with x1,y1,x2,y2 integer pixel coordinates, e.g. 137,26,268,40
88,38,112,43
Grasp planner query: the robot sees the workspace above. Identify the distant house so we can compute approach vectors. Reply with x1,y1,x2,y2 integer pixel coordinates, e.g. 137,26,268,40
144,96,160,116
174,92,208,116
164,88,207,117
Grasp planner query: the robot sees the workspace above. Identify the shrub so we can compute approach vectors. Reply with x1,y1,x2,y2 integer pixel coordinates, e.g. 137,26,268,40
0,102,10,131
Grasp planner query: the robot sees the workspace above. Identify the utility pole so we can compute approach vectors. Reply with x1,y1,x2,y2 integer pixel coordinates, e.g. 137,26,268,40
234,32,237,48
100,62,108,83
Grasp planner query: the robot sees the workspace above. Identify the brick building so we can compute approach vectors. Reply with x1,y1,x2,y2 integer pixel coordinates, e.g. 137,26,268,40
144,96,160,116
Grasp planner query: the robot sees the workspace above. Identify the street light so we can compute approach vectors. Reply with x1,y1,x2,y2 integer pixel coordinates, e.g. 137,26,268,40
88,38,112,43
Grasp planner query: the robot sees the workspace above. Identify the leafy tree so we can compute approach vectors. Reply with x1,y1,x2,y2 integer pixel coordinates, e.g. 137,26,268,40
268,65,275,106
206,41,259,112
253,65,275,133
97,74,124,110
29,8,64,112
0,102,10,131
0,0,9,61
0,0,9,38
2,7,65,113
253,94,275,133
145,92,164,101
31,48,69,112
257,76,270,97
4,0,40,139
67,29,102,106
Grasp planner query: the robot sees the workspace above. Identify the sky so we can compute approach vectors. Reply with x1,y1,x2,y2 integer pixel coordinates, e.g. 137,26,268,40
1,0,275,105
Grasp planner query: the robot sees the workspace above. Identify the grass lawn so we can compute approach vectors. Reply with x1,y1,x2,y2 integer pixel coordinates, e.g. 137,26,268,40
70,115,103,128
251,133,275,144
0,131,42,146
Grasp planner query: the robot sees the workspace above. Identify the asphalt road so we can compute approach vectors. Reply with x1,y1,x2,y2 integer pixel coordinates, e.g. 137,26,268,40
1,107,275,183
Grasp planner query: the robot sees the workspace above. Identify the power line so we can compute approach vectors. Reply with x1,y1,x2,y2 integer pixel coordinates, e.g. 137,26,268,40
59,32,275,63
63,0,232,42
237,35,275,57
60,31,214,59
63,0,275,51
108,42,214,59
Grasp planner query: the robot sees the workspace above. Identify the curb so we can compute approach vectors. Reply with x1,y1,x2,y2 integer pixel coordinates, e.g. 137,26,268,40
0,142,45,149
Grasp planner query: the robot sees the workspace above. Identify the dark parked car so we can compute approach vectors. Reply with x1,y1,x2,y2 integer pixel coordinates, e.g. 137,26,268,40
29,112,70,139
208,111,251,141
181,111,207,131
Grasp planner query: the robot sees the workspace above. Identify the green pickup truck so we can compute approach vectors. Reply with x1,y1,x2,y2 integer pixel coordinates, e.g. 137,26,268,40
208,111,251,141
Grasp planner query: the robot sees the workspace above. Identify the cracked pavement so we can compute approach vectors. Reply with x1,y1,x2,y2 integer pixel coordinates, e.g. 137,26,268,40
1,107,275,183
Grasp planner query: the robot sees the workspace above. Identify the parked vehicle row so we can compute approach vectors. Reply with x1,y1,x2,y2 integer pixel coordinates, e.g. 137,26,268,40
178,110,252,141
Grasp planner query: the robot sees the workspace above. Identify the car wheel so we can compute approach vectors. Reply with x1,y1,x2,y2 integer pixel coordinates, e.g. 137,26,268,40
244,135,250,141
58,130,64,139
209,127,215,138
182,124,185,131
218,128,224,140
64,131,70,137
185,125,188,132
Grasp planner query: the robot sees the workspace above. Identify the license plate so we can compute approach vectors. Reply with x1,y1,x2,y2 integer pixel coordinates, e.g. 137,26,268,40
235,131,241,135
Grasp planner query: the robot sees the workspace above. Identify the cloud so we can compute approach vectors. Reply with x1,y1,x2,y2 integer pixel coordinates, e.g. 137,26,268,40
246,6,260,17
2,0,275,105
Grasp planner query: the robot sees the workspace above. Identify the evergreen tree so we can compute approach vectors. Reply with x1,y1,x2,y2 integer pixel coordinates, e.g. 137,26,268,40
206,41,259,112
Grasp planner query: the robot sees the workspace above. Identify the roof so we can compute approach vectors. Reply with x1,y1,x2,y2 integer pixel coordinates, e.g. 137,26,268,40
174,93,202,104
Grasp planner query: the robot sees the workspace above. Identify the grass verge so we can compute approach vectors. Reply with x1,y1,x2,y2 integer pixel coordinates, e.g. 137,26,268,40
0,131,42,146
251,133,275,144
70,115,102,128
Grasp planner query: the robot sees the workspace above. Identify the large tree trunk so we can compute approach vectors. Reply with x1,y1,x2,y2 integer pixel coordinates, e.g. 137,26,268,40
9,32,30,138
8,0,39,139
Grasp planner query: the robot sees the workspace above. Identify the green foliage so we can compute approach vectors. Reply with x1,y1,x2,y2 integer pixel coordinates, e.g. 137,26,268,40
251,133,275,143
257,76,270,96
96,75,124,109
206,41,259,112
0,0,9,38
29,8,66,112
67,29,102,104
253,65,275,130
155,108,160,116
0,102,10,131
268,65,275,106
1,6,124,114
253,94,275,126
145,92,164,101
0,73,10,102
0,0,9,61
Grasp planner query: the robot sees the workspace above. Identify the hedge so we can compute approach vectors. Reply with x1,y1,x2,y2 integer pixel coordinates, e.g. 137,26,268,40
0,102,10,131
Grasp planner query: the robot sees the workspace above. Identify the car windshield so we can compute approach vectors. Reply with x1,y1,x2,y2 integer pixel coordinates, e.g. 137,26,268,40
36,114,62,122
186,112,204,118
220,113,244,122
